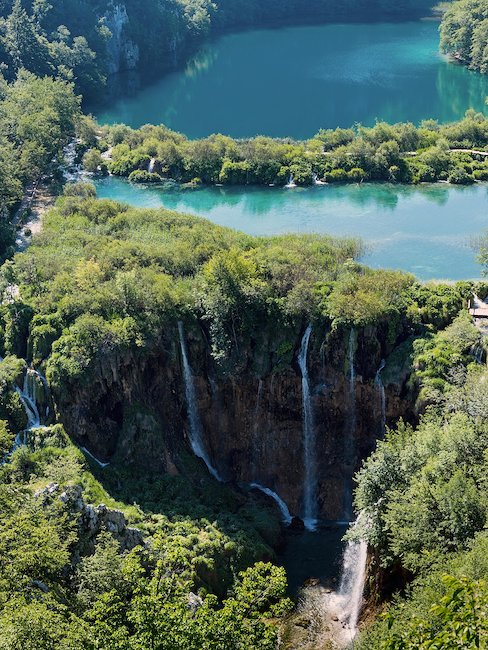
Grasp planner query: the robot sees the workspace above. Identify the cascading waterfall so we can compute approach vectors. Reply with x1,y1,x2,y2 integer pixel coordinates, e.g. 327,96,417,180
312,172,325,186
285,174,297,188
10,367,47,455
471,341,485,365
177,321,221,481
250,483,293,525
375,359,386,438
298,324,317,530
148,157,156,173
343,328,357,522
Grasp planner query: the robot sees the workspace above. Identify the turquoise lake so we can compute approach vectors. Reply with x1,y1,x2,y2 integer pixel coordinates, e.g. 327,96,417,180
96,21,488,139
94,178,488,280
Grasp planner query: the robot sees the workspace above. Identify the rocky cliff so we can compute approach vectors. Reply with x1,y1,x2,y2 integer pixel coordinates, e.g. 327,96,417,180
52,320,415,522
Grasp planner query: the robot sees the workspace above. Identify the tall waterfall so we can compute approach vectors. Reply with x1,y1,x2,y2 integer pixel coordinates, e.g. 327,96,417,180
375,360,386,438
251,379,263,479
250,483,293,525
343,329,357,522
177,322,221,481
337,537,368,638
148,157,156,173
298,324,317,530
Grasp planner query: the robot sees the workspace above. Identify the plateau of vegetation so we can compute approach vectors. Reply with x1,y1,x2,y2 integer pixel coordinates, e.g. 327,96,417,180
83,111,488,187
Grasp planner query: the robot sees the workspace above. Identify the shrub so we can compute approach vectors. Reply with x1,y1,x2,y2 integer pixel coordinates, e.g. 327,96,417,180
128,170,162,184
449,167,475,185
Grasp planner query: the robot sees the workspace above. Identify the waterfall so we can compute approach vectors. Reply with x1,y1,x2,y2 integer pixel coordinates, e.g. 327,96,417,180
471,341,485,365
337,537,368,637
298,324,317,530
16,368,42,430
375,360,386,438
81,446,110,468
285,174,297,188
250,483,293,525
328,515,368,643
148,157,156,173
251,379,263,479
312,172,325,186
343,329,357,522
177,322,221,481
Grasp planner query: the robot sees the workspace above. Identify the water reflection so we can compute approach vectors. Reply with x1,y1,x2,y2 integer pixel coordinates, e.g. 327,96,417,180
94,177,488,280
93,22,488,138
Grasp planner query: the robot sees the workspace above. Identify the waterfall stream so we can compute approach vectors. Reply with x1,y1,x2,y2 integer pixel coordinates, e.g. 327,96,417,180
336,537,368,637
298,324,317,530
471,341,485,365
375,359,386,438
10,367,48,454
343,329,357,522
177,322,221,481
250,483,293,525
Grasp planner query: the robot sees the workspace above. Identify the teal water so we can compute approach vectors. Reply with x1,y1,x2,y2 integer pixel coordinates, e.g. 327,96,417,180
95,22,488,139
94,177,488,280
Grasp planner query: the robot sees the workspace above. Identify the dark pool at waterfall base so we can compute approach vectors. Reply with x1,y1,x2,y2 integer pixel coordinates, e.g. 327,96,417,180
94,21,488,139
94,177,488,280
278,524,348,594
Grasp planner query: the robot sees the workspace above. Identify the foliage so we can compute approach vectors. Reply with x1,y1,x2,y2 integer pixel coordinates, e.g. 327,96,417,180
85,112,488,188
440,0,488,73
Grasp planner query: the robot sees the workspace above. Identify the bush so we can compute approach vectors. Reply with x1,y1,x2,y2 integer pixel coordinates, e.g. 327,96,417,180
347,167,367,182
325,168,348,182
128,170,162,184
473,168,488,181
449,167,475,185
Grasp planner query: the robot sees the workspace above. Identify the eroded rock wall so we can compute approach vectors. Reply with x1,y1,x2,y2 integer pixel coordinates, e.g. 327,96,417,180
53,321,414,521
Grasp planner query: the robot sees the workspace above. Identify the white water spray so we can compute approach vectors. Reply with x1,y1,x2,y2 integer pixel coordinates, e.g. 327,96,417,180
375,359,386,437
177,322,221,481
298,324,317,530
148,157,156,173
250,483,293,525
337,538,368,637
7,367,48,457
285,174,297,188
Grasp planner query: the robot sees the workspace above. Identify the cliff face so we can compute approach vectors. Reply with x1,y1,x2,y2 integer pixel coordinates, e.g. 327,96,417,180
53,321,414,522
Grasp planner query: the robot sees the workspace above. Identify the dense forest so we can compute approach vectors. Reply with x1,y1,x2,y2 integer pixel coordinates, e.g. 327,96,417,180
441,0,488,73
82,111,488,187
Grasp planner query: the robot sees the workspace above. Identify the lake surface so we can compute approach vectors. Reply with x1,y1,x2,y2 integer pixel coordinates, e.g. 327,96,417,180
94,177,488,280
96,21,488,139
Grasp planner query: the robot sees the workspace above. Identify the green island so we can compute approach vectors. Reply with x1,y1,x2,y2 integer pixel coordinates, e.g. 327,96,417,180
0,1,488,649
